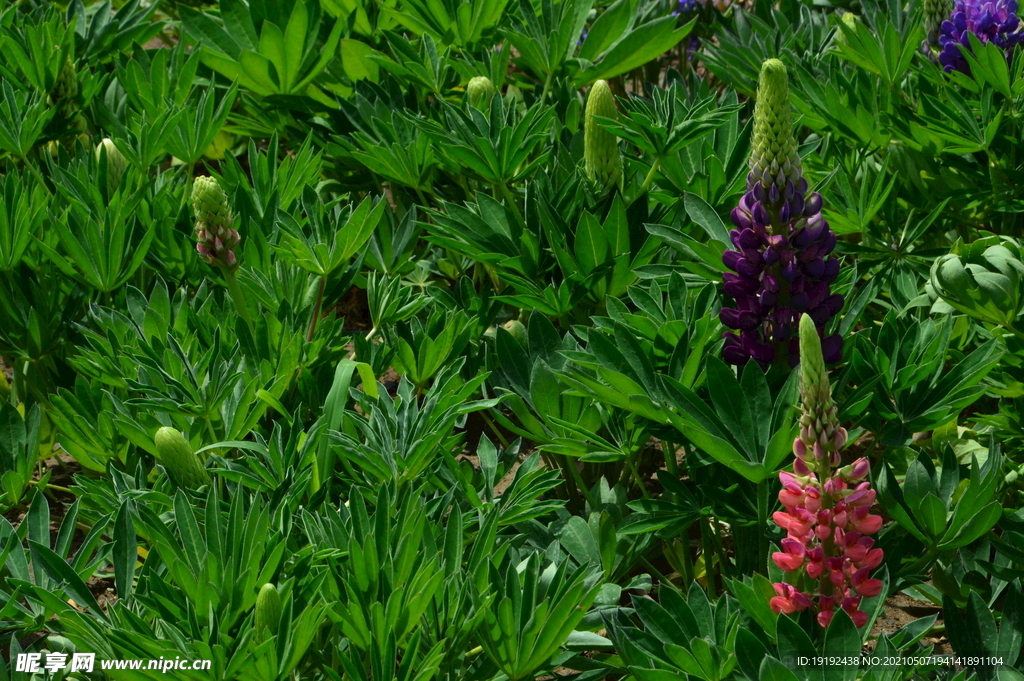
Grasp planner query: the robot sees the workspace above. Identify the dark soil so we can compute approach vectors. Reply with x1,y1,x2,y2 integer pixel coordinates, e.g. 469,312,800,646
868,591,951,654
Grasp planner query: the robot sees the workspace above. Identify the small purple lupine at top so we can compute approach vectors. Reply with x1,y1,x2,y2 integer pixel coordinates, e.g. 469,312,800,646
719,59,844,368
938,0,1024,74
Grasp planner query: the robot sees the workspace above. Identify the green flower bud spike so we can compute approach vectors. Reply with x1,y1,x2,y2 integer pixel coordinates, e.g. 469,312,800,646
796,314,845,474
835,12,859,50
750,59,802,195
254,583,282,642
923,0,953,50
191,176,240,271
501,319,528,348
95,138,126,198
584,79,622,193
154,427,209,490
467,76,496,110
49,59,79,121
190,176,255,335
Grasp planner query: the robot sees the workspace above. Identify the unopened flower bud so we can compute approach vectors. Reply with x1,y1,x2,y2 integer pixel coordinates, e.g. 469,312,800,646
191,176,240,271
254,583,282,642
584,80,622,193
95,138,127,197
154,427,209,490
467,76,496,110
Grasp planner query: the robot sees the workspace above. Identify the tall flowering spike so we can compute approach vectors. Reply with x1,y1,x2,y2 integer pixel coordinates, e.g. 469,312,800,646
938,0,1024,74
584,80,622,192
769,314,884,629
466,76,496,110
191,176,241,271
720,59,844,368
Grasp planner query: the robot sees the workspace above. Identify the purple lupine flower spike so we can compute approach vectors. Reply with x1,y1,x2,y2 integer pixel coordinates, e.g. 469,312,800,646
719,59,844,368
938,0,1024,74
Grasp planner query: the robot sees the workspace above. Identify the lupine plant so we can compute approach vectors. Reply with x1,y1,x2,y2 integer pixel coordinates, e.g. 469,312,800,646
2,1,1024,680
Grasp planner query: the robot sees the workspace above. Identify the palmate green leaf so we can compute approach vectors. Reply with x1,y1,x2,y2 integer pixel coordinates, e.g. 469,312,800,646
574,15,695,87
37,166,156,294
414,97,555,185
477,555,602,681
0,80,54,157
956,33,1013,98
276,192,386,277
833,9,922,87
501,0,590,84
597,87,741,166
180,5,244,58
914,89,1001,155
117,41,200,119
874,460,930,544
69,0,163,64
0,8,76,95
167,82,238,165
384,0,510,48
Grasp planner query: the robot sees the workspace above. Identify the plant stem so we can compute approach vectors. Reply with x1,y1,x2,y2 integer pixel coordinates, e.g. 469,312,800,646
479,409,510,449
499,182,527,232
661,438,678,476
564,454,597,510
27,480,73,495
641,556,680,593
24,159,48,191
8,358,20,406
414,187,431,211
757,479,769,574
678,536,694,585
539,70,554,105
306,275,327,343
626,454,650,499
638,158,661,195
1001,322,1024,342
700,516,717,598
557,453,583,510
221,267,255,338
711,516,732,580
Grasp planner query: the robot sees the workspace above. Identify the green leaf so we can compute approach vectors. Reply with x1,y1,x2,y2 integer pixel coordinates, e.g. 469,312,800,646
684,192,731,246
112,501,137,602
575,16,694,87
28,540,103,615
